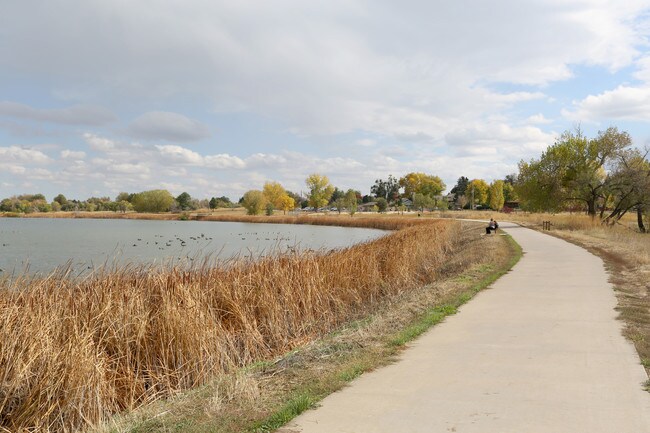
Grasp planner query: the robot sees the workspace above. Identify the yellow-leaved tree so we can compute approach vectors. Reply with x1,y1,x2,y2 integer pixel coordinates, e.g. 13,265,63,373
466,179,489,208
489,180,505,210
305,174,334,209
279,194,296,214
263,181,287,209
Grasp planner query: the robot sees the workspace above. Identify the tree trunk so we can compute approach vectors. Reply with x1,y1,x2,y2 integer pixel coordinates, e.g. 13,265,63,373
638,207,647,233
587,199,597,217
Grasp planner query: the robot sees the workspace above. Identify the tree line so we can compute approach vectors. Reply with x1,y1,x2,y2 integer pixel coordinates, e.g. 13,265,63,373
2,125,648,231
515,126,650,232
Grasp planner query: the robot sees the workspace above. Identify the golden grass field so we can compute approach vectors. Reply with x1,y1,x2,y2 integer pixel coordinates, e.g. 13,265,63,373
0,216,468,432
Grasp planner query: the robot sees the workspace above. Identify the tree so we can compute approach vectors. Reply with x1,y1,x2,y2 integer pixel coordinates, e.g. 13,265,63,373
263,181,287,209
602,149,650,231
399,172,446,199
241,190,266,215
53,194,68,206
333,197,346,214
371,175,400,202
329,187,345,205
502,182,517,202
131,190,175,213
457,195,469,209
176,192,192,210
305,174,334,209
413,193,434,211
516,127,632,216
279,194,296,214
466,179,489,208
375,197,388,212
117,200,133,213
489,180,505,210
285,190,303,207
345,189,358,216
115,192,133,203
450,176,469,197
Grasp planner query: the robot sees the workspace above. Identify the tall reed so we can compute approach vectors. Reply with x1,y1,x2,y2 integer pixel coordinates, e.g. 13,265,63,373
0,219,458,432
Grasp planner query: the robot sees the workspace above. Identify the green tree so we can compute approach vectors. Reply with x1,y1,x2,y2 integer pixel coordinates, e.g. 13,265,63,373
413,193,434,211
176,192,193,210
502,182,517,202
115,192,134,203
450,176,469,197
489,180,505,210
53,194,68,206
117,200,133,213
242,190,266,215
306,174,334,209
345,189,358,216
516,127,631,216
131,190,175,213
371,175,400,202
602,149,650,231
375,197,388,212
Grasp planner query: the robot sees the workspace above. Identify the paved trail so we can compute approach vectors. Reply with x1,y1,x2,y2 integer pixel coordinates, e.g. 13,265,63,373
281,222,650,433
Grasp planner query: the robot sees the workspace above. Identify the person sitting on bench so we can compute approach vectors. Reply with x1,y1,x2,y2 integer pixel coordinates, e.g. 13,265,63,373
486,218,496,234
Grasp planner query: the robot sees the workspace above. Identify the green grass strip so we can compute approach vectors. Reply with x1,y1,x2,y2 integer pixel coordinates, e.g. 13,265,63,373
253,393,318,432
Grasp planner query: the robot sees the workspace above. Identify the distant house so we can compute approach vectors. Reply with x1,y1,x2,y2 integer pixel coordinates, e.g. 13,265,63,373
357,202,377,212
444,193,456,204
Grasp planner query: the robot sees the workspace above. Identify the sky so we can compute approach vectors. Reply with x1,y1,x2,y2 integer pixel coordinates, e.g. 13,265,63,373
1,0,650,201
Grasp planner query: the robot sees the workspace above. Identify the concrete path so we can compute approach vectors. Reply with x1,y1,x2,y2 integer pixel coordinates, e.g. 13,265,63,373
281,222,650,433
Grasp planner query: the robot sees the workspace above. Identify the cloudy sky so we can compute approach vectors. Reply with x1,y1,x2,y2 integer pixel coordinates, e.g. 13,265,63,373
1,0,650,201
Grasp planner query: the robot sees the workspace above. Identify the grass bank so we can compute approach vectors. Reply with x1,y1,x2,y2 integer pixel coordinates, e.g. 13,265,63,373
0,217,487,432
94,221,521,433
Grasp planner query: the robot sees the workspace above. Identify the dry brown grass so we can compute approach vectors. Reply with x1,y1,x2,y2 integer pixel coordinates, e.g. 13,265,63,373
94,220,513,433
0,219,459,432
195,213,433,230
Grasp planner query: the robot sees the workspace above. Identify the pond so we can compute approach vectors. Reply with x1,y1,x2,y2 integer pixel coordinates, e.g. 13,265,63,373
0,218,386,276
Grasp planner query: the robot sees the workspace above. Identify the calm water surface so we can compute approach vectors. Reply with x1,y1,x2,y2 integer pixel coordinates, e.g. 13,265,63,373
0,218,386,276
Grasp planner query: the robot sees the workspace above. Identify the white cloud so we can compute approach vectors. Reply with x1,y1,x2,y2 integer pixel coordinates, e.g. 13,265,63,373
562,85,650,122
204,154,246,169
355,138,376,147
110,163,150,175
155,144,245,169
84,133,117,151
127,111,210,142
155,144,203,164
526,114,553,125
60,149,86,160
445,124,554,158
0,146,52,164
1,2,649,199
1,1,647,138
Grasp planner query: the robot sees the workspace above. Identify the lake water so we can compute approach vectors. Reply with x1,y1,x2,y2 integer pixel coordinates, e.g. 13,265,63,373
0,218,386,276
